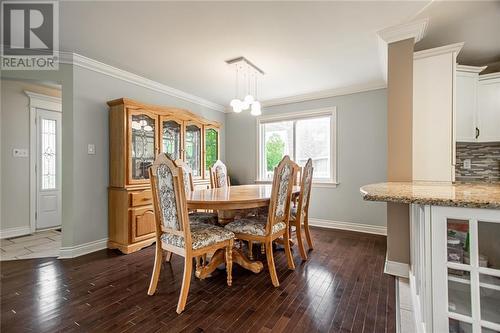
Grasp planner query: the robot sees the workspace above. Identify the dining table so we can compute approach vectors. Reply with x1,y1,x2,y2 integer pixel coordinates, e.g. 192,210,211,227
186,184,300,279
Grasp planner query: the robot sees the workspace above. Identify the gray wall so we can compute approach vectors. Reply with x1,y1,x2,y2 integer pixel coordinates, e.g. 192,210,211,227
226,89,388,227
70,66,225,246
0,80,62,232
1,63,225,248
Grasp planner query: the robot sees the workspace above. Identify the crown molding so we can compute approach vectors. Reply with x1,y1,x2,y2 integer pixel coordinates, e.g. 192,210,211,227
24,90,62,105
413,42,464,60
377,18,429,45
479,72,500,81
57,52,226,113
456,64,488,74
260,81,386,108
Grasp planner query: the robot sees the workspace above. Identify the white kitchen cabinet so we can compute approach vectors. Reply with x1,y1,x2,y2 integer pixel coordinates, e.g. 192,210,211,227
477,73,500,142
410,204,500,333
456,66,486,142
413,43,463,182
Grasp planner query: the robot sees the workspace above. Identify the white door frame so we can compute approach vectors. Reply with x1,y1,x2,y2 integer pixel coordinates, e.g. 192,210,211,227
25,91,62,234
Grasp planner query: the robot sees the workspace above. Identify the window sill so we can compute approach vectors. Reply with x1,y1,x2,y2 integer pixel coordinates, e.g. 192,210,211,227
254,180,339,188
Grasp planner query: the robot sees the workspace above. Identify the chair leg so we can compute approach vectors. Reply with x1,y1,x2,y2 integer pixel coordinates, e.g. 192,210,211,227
176,256,193,314
265,240,279,287
295,221,307,260
195,256,201,270
165,251,172,262
304,215,314,250
248,241,254,260
226,241,233,287
284,229,295,270
261,243,265,255
148,243,163,295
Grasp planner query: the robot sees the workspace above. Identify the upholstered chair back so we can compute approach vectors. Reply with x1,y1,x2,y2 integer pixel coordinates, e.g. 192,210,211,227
149,154,191,246
295,158,313,224
266,156,296,234
174,159,194,193
210,160,230,188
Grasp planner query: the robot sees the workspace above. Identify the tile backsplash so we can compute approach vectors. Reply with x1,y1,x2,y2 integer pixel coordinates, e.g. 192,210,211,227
456,142,500,182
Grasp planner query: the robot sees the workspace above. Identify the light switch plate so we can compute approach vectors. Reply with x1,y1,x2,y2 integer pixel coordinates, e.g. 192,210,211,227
87,144,96,155
13,148,28,157
463,159,471,169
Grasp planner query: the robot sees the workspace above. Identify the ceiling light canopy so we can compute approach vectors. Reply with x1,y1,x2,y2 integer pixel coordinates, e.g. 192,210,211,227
227,57,264,116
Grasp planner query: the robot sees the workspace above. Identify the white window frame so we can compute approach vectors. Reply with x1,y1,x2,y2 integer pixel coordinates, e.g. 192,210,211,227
255,107,338,188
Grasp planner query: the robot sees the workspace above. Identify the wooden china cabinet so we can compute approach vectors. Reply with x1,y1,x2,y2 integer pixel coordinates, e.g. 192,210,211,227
107,98,221,254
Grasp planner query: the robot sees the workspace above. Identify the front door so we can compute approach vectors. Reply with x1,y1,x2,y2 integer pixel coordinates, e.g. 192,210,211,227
36,109,62,230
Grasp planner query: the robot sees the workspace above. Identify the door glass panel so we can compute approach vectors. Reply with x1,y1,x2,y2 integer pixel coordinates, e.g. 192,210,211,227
479,274,500,325
205,128,218,177
131,114,155,180
41,118,57,190
478,221,500,270
162,120,181,160
449,319,472,333
185,124,201,177
448,219,470,265
448,268,472,317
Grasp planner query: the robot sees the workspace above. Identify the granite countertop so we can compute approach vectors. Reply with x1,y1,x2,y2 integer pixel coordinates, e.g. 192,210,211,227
360,182,500,209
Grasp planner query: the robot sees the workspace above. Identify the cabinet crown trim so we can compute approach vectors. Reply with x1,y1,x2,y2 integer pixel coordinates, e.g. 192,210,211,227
107,98,222,127
414,42,464,60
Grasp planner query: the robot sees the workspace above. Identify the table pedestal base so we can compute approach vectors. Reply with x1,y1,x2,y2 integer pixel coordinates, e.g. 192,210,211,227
195,247,263,280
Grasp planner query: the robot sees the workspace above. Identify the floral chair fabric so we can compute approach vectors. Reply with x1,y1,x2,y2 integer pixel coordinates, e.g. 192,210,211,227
156,164,181,231
189,212,219,225
215,164,228,188
181,167,191,194
224,218,286,236
301,161,313,211
275,163,293,218
161,222,234,250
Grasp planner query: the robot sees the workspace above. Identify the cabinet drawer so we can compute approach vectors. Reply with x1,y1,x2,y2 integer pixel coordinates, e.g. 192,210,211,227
129,190,152,207
130,206,156,243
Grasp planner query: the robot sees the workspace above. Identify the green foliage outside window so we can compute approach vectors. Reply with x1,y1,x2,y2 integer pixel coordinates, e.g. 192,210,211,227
266,133,285,172
205,129,218,169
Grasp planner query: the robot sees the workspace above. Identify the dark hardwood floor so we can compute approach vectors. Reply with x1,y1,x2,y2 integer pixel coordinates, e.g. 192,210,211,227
1,228,395,333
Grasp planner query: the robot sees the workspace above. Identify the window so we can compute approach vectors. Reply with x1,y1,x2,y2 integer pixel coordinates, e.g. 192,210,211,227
257,108,337,184
41,118,57,190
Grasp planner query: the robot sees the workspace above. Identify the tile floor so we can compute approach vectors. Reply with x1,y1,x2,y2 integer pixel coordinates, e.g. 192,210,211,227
0,230,61,261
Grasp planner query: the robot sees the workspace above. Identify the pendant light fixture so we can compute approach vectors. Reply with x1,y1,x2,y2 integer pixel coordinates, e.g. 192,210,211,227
226,57,264,116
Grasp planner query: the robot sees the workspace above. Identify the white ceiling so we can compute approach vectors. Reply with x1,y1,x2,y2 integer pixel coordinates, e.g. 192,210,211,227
59,1,499,108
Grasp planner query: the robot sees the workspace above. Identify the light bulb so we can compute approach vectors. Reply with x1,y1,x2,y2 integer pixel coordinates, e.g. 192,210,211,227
230,99,240,108
250,101,262,116
241,100,250,110
244,95,254,105
233,105,243,113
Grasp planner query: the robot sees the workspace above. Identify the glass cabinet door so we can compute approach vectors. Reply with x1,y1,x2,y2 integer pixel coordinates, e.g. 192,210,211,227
161,118,182,160
129,112,157,182
205,127,219,177
432,207,500,333
185,123,202,178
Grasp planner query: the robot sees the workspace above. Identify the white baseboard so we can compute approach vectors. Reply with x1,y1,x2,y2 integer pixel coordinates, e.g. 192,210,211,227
308,218,387,236
59,238,108,259
0,226,31,239
384,257,410,278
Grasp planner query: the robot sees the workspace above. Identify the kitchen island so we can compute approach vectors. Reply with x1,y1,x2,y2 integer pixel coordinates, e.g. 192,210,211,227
360,182,500,333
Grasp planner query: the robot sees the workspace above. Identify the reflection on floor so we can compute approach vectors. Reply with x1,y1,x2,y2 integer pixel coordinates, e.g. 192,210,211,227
0,228,396,332
0,229,61,261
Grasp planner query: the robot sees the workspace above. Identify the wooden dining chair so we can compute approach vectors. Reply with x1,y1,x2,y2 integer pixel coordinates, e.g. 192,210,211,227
289,158,314,260
174,159,218,225
210,160,231,188
224,156,296,287
148,154,235,314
